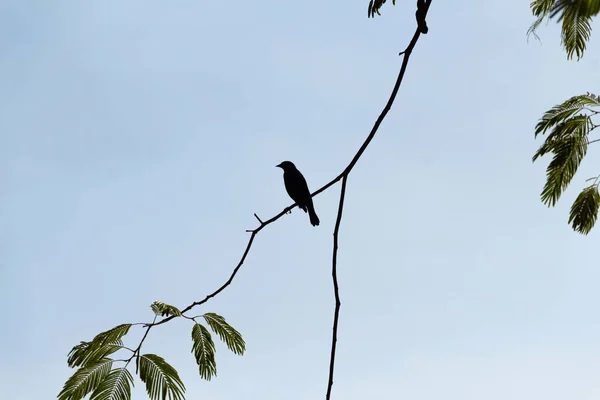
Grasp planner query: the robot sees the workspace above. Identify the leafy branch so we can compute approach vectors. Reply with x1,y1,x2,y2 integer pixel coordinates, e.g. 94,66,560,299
60,1,432,399
59,306,244,400
533,93,600,234
528,0,600,60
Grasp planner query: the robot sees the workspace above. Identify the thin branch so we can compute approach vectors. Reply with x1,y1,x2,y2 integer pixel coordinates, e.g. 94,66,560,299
129,315,157,373
326,175,347,400
127,4,431,396
324,4,431,395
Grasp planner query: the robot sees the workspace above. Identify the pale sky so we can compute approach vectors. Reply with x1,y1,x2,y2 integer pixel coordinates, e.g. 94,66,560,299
2,0,600,399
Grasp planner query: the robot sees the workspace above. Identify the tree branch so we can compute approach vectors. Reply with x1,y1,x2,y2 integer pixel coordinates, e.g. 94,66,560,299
324,5,431,395
326,175,347,400
134,4,432,398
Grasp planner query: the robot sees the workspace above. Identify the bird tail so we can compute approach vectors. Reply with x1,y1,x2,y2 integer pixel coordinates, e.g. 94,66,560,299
307,202,320,226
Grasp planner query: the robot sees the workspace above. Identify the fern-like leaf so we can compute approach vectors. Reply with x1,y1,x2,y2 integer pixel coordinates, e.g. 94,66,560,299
67,324,131,368
89,367,134,400
67,341,123,369
534,94,600,137
138,354,185,400
528,0,598,59
540,125,589,206
191,323,217,381
151,301,182,318
203,313,245,355
58,359,113,400
561,2,593,60
569,184,600,234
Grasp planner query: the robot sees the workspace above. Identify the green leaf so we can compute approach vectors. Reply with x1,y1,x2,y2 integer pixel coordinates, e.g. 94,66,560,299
569,184,600,234
67,324,131,368
151,301,182,318
90,367,134,400
191,323,217,381
138,354,186,400
527,0,598,59
67,341,123,369
203,313,245,355
561,2,593,60
58,359,113,400
539,125,589,206
534,94,600,137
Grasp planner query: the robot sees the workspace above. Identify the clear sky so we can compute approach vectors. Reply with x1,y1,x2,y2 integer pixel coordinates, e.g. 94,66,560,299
2,0,600,399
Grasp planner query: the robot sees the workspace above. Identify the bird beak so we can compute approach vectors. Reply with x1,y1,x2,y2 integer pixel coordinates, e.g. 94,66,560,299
276,163,282,168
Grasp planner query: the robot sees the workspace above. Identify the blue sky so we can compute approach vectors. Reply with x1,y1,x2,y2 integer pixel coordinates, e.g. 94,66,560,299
2,0,600,399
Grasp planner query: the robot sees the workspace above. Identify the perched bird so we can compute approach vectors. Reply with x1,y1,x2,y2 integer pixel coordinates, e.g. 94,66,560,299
276,161,320,226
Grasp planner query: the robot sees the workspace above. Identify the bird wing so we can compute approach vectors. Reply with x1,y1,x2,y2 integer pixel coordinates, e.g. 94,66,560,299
284,170,311,211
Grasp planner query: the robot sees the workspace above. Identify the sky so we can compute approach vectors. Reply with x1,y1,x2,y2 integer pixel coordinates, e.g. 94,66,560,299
2,0,600,399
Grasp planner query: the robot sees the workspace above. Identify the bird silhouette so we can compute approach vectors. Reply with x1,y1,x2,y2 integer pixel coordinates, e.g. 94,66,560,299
276,161,320,226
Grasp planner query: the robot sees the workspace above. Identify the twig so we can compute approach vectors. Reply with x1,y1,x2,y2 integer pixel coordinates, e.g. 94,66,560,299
325,4,431,396
129,315,157,373
132,4,432,397
326,175,347,400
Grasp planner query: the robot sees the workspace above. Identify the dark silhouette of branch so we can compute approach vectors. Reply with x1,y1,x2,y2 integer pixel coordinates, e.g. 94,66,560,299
326,175,347,400
325,4,431,396
135,3,432,397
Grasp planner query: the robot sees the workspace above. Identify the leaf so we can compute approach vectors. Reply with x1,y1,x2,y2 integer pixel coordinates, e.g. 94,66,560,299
534,94,600,137
368,0,386,18
58,359,113,400
67,324,131,368
539,126,589,206
561,2,593,60
569,184,600,234
527,0,598,59
191,323,217,381
151,301,182,318
138,354,186,400
203,313,245,355
68,341,123,369
90,367,134,400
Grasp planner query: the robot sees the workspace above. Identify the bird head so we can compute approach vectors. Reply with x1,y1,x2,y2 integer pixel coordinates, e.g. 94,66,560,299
276,161,296,171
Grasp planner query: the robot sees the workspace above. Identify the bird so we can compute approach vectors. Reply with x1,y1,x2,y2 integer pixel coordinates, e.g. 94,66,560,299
276,161,320,226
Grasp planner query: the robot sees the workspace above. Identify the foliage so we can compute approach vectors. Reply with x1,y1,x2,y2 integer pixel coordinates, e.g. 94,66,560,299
202,313,246,355
533,94,600,234
67,324,131,368
528,0,600,60
151,301,182,318
58,359,113,400
88,368,134,400
60,308,244,400
569,183,600,234
191,323,217,381
368,0,395,18
139,354,186,400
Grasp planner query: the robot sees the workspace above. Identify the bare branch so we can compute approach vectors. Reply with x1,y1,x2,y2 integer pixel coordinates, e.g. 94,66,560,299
326,175,347,400
325,5,431,395
117,4,433,397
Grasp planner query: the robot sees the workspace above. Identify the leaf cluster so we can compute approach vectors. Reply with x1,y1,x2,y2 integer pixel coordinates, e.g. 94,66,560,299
533,93,600,234
528,0,600,59
368,0,395,18
151,301,182,318
60,308,245,400
59,324,133,400
191,313,246,380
